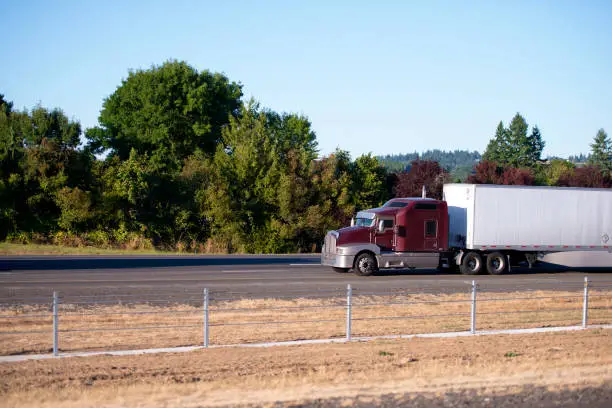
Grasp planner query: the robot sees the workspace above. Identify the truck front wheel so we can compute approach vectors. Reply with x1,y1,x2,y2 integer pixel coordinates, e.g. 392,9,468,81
354,252,378,276
486,252,507,275
460,252,483,275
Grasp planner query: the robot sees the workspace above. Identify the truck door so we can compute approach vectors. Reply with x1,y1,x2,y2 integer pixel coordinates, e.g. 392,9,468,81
423,219,438,251
399,202,441,252
374,217,394,251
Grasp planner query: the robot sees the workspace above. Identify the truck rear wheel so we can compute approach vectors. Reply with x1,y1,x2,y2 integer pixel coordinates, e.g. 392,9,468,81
354,252,378,276
460,252,483,275
486,252,507,275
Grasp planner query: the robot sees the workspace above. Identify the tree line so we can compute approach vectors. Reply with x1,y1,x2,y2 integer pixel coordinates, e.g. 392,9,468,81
378,149,481,182
1,60,610,253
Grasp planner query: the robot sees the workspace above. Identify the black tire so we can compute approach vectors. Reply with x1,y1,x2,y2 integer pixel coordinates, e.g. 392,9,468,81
486,252,507,275
333,267,350,273
459,252,483,275
354,252,378,276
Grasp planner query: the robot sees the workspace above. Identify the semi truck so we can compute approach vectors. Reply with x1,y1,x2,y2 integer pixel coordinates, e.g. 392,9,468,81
321,184,612,276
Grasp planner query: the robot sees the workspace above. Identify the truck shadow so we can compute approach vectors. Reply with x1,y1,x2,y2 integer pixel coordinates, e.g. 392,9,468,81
374,262,612,276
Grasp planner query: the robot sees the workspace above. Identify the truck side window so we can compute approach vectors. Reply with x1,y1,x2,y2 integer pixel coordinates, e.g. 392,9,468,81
382,219,394,229
425,220,437,238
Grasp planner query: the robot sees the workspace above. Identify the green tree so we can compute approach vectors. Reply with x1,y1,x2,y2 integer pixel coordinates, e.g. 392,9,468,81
266,110,318,162
542,159,575,186
84,61,243,247
483,121,508,163
202,101,280,252
2,103,93,235
0,95,22,238
306,149,355,244
351,154,389,210
527,126,545,164
87,60,243,169
55,187,92,231
93,150,152,241
588,129,612,175
482,114,545,168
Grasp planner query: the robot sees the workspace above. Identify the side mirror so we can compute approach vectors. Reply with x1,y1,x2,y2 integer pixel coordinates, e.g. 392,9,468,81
350,218,355,227
378,220,385,233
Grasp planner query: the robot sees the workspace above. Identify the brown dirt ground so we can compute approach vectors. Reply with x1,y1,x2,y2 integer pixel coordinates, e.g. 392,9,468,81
1,329,611,407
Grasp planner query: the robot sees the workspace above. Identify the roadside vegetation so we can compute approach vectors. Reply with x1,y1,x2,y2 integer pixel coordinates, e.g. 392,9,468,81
1,61,611,254
0,242,165,256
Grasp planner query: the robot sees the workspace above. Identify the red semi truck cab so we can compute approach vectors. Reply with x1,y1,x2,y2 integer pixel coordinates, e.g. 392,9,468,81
321,197,449,276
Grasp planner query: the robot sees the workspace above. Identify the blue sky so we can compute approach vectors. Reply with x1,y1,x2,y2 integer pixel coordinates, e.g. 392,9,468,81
2,0,611,159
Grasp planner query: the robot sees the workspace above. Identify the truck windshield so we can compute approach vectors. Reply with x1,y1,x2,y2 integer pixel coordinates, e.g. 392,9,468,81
385,202,409,208
354,217,374,227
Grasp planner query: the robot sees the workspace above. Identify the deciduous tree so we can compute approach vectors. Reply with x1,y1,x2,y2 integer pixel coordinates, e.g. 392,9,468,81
351,154,389,210
394,160,449,199
87,60,243,169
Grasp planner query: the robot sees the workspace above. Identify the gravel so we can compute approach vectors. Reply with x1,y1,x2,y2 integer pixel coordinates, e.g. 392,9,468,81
246,384,612,408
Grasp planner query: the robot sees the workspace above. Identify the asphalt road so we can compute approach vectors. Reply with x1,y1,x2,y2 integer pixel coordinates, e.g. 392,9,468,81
1,252,612,301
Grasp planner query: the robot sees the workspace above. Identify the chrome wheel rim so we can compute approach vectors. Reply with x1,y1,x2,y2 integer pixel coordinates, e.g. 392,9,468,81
358,258,371,273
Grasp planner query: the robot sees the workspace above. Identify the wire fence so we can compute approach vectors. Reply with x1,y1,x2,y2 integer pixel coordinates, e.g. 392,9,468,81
0,277,611,356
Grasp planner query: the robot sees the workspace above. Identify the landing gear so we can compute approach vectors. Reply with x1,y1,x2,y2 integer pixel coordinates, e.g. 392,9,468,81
525,253,538,268
438,253,459,273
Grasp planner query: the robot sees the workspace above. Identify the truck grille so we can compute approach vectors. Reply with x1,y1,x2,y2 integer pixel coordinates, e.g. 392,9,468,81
324,233,336,254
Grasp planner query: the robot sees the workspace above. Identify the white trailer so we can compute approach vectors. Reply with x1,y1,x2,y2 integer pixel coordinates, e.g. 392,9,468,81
443,184,612,274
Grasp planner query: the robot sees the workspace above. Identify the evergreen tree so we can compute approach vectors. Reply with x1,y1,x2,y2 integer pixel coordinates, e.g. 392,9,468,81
527,126,545,163
483,121,507,163
482,114,544,168
588,129,612,175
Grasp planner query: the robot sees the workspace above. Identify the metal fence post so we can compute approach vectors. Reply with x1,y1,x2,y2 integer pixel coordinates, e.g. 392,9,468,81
582,276,589,329
470,280,477,334
52,291,59,356
203,288,209,348
346,284,352,341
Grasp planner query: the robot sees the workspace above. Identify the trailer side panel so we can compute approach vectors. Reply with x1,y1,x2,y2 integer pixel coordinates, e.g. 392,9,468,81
444,184,612,251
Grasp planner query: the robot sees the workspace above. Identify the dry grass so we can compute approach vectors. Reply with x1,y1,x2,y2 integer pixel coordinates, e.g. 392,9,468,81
1,290,610,355
0,329,611,407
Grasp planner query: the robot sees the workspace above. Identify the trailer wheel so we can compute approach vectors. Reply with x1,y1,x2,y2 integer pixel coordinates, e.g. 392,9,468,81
460,252,483,275
486,252,507,275
333,267,350,273
354,252,378,276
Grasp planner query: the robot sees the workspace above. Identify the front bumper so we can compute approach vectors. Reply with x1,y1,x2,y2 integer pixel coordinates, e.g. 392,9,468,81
321,246,354,269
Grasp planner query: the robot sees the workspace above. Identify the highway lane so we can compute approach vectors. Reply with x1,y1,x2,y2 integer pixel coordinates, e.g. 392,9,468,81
0,253,611,301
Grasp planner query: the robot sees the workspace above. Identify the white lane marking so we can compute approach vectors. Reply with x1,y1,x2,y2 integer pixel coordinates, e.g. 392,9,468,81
221,269,292,273
290,263,321,266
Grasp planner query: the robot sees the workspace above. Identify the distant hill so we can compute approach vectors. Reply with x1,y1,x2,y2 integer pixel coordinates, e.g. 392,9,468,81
378,149,482,181
567,154,590,164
